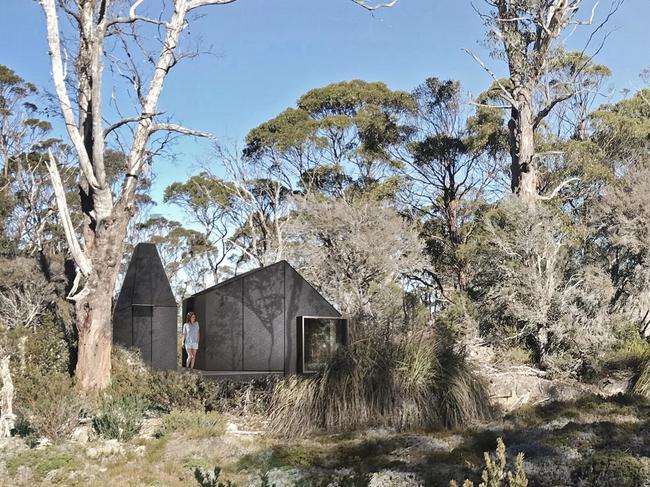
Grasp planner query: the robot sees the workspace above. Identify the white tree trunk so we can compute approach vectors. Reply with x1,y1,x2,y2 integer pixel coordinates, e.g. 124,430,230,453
0,354,15,438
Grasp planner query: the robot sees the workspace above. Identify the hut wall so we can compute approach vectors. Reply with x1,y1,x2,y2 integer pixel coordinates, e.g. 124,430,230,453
284,264,341,374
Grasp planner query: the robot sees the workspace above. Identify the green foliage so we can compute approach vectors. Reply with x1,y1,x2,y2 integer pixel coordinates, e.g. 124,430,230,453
22,314,71,374
93,395,148,441
572,451,650,487
109,345,221,412
605,323,650,370
590,89,650,167
244,80,414,197
158,409,226,439
449,438,528,487
5,448,83,483
14,368,82,443
471,199,620,374
148,370,220,412
11,416,39,448
194,466,236,487
632,358,650,399
269,328,492,436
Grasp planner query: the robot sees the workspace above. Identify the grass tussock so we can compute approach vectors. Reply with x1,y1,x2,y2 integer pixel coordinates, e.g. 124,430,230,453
632,357,650,399
268,329,492,437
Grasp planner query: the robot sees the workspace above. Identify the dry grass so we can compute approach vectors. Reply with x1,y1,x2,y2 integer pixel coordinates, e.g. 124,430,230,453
633,357,650,399
268,329,492,437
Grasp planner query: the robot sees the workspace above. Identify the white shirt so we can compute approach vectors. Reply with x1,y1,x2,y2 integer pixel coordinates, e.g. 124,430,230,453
183,321,199,347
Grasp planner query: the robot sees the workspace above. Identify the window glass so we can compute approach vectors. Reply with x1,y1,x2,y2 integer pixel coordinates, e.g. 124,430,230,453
303,318,340,372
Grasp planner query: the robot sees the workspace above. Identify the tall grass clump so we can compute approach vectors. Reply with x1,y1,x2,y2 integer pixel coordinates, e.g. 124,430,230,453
268,328,492,436
632,357,650,399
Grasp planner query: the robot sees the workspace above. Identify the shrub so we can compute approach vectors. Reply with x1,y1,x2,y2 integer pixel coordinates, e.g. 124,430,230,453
472,200,621,374
572,451,650,487
194,466,235,487
148,370,218,412
269,328,492,436
109,346,152,399
210,377,276,415
93,394,148,441
449,438,528,487
14,368,82,443
6,448,83,482
159,409,226,439
110,346,220,413
606,324,650,370
20,314,71,375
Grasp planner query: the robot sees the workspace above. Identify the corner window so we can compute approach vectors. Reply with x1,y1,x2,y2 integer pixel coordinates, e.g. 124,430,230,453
297,316,348,373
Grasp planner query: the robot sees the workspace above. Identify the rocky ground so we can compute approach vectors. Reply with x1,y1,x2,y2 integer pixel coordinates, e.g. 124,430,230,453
0,391,649,487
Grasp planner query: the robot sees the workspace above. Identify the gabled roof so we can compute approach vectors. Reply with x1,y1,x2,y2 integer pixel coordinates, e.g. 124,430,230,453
189,260,286,297
187,261,338,316
115,242,176,308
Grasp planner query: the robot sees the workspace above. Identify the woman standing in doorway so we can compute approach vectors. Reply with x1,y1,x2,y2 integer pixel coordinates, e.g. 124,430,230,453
183,312,200,369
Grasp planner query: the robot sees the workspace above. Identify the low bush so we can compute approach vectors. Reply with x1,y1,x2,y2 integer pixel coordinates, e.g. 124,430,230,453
14,368,82,443
5,448,83,482
269,328,492,436
20,315,71,375
605,324,650,370
194,466,236,487
449,438,528,487
93,394,148,441
149,370,218,412
158,409,226,439
110,346,222,413
572,450,650,487
109,346,152,399
210,377,276,415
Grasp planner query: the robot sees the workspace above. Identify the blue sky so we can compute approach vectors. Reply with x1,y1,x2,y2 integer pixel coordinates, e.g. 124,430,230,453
1,0,649,221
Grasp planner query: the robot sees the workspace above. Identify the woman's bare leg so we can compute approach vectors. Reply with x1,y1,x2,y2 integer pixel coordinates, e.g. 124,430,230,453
189,349,196,369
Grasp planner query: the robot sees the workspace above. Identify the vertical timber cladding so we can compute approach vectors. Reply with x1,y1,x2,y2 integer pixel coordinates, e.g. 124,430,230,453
242,262,285,371
284,263,342,374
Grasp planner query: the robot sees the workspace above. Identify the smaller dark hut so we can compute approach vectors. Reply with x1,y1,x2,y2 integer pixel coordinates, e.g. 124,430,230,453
113,243,177,370
183,260,347,376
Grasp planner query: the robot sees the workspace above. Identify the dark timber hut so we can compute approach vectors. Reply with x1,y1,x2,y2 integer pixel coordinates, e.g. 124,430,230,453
113,242,178,370
182,260,347,376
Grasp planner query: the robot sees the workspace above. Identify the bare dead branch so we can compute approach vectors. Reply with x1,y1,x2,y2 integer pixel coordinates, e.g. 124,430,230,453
104,112,161,137
40,0,98,189
45,149,92,276
149,123,215,138
539,177,580,200
187,0,238,10
534,92,579,128
350,0,399,11
463,48,517,107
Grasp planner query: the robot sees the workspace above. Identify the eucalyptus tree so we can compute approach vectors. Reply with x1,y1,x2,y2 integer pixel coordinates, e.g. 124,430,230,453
0,64,76,257
243,80,415,199
35,0,403,389
470,0,620,203
590,89,650,337
38,0,244,390
397,78,504,294
164,173,237,282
